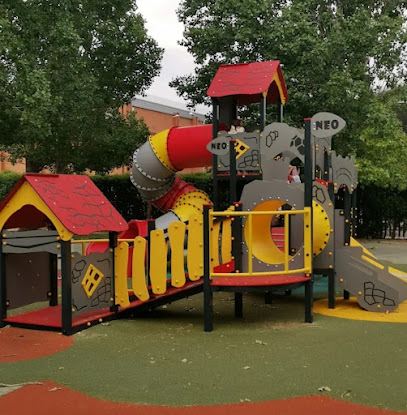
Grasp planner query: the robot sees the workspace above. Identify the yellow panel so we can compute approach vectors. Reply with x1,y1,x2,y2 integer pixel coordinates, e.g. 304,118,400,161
244,199,286,264
211,221,221,268
81,264,104,298
172,190,211,222
350,237,377,259
221,218,232,264
234,139,250,160
312,201,331,256
187,213,204,281
168,221,186,287
0,181,73,241
303,207,312,272
149,229,167,294
132,236,150,301
273,72,286,105
114,242,130,307
149,129,175,172
361,255,385,270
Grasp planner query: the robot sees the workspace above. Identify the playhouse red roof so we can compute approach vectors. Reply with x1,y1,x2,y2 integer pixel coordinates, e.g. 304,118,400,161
0,174,128,235
207,61,288,106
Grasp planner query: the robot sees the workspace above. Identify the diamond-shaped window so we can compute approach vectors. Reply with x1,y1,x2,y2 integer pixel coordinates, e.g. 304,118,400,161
81,264,104,298
234,139,249,160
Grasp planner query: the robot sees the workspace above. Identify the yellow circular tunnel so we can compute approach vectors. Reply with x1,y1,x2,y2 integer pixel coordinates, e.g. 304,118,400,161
244,200,331,265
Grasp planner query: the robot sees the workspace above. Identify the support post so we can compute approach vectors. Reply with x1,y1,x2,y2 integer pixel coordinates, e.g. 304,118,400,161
260,92,267,131
234,292,243,317
212,98,220,210
203,205,213,332
229,139,237,205
277,96,283,122
344,187,351,245
304,118,314,323
109,232,118,313
49,254,58,307
61,240,72,335
0,235,6,327
351,188,358,238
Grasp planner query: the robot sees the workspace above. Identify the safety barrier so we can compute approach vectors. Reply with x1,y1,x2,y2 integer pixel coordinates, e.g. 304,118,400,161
71,213,234,307
205,206,312,279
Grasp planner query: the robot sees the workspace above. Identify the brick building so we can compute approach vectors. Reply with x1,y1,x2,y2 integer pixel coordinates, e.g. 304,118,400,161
1,97,207,174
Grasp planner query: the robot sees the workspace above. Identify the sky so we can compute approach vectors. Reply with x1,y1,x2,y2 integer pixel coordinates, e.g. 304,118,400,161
136,0,209,115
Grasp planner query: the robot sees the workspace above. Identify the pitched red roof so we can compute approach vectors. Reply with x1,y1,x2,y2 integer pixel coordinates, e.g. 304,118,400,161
207,61,288,106
0,174,128,235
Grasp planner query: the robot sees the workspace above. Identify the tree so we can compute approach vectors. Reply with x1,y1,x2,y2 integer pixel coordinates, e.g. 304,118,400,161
172,0,407,186
0,0,163,173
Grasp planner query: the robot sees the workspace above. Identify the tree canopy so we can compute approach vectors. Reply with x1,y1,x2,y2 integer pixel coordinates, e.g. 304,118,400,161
0,0,163,173
172,0,407,188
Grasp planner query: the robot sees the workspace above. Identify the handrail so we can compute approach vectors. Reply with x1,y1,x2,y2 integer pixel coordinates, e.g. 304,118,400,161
208,207,312,278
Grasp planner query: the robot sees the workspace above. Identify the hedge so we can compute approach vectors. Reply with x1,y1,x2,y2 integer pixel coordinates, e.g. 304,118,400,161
0,171,404,239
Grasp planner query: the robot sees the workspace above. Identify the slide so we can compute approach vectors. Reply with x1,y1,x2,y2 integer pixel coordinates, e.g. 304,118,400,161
335,236,407,312
130,124,213,232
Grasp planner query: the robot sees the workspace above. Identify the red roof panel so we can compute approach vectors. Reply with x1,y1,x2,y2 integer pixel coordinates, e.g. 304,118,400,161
1,174,128,235
207,61,288,105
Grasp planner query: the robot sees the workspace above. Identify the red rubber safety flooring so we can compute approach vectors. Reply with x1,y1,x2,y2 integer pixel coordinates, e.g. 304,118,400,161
0,327,74,363
0,381,404,415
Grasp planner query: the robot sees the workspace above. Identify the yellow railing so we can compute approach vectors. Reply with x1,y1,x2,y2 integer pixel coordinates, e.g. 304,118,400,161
208,208,312,278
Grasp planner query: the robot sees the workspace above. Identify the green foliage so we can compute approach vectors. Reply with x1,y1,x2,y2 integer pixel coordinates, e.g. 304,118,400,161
0,171,22,200
173,0,407,187
0,0,163,173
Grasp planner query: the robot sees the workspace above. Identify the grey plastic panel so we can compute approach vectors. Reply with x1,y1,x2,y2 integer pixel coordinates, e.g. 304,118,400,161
135,177,174,202
262,157,291,182
331,150,358,193
131,161,172,191
312,182,335,270
261,123,305,162
134,141,173,180
71,251,114,317
155,211,180,230
335,246,405,312
217,131,261,172
3,230,60,254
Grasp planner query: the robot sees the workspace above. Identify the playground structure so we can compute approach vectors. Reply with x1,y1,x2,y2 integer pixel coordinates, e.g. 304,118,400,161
1,61,407,335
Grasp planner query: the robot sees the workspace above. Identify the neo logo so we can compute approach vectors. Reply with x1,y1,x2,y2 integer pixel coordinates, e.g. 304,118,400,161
206,136,230,156
211,142,228,150
311,112,346,138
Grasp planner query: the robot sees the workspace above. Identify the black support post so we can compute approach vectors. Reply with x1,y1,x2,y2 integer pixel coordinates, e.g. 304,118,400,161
109,232,118,313
351,188,358,238
229,139,237,205
344,187,351,245
260,93,267,131
232,203,243,273
0,236,6,327
61,240,72,335
212,98,220,210
49,254,58,307
234,292,243,317
304,118,314,323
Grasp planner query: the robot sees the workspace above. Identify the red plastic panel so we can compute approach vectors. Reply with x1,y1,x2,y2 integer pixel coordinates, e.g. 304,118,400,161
211,275,310,287
207,61,288,105
167,125,213,171
24,174,128,235
153,176,196,212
